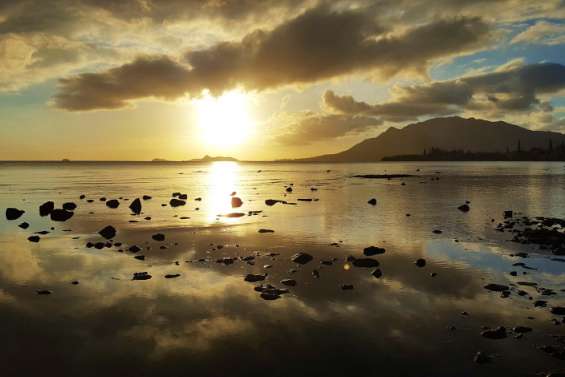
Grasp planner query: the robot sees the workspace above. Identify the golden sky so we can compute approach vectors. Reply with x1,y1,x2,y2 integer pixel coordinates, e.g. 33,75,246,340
0,0,564,160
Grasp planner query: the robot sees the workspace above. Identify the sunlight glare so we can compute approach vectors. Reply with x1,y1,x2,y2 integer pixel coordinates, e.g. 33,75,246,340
194,90,254,147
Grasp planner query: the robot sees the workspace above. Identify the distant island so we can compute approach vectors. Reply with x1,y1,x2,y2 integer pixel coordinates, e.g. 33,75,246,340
189,155,238,162
294,116,565,162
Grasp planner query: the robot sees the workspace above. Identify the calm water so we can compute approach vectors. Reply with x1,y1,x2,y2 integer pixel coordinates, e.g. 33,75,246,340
0,161,564,377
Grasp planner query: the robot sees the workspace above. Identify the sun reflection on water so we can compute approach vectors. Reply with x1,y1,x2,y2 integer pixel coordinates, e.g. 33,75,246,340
204,161,242,223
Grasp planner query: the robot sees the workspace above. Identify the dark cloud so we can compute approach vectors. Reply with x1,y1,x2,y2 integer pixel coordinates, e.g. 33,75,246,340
53,56,191,110
324,63,565,122
277,113,382,145
53,6,493,110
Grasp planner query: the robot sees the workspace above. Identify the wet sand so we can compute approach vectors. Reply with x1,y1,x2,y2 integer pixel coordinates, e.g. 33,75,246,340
0,161,564,376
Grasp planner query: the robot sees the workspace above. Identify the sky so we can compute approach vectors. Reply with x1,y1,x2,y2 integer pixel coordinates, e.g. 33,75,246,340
0,0,564,161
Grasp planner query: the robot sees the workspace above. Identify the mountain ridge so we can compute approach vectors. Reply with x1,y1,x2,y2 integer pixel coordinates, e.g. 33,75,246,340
291,116,565,162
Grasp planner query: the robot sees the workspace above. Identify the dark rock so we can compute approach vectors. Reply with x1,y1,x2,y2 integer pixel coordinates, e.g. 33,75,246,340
106,199,120,209
432,229,442,234
36,289,52,295
473,351,491,364
265,199,287,206
134,255,145,261
178,194,187,200
165,274,181,279
231,197,243,208
281,279,296,286
285,187,293,193
225,212,245,218
364,246,385,256
27,235,40,242
62,202,77,211
258,228,274,233
512,326,532,333
458,204,470,212
244,274,266,282
152,233,165,241
129,198,142,214
481,326,507,339
341,284,354,290
79,194,86,200
71,281,79,285
534,300,547,307
353,258,379,268
128,245,141,253
169,198,186,207
6,208,25,220
551,306,565,315
39,201,54,217
18,222,29,229
372,268,383,278
415,258,426,267
312,269,320,278
50,209,74,222
98,225,116,240
368,198,377,205
504,210,513,218
132,272,152,280
484,283,509,292
142,195,152,200
291,252,313,265
260,292,280,300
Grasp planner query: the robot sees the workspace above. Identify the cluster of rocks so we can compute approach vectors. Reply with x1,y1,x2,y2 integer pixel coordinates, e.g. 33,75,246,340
496,214,565,256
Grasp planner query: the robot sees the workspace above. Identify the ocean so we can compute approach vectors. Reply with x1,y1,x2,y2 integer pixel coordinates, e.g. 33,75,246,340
0,161,564,376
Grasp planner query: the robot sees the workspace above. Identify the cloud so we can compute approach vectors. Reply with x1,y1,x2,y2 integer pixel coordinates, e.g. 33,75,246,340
511,21,565,45
324,62,565,122
276,113,382,145
53,5,494,110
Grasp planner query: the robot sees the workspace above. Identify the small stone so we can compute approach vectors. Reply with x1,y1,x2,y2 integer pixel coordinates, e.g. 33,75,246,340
169,198,186,207
27,235,40,242
231,197,243,208
134,255,145,261
142,195,152,200
372,268,382,278
5,208,25,220
363,246,385,256
62,202,77,211
98,225,116,240
481,326,507,339
512,326,532,333
152,233,165,241
353,258,379,268
129,198,142,214
36,289,52,295
258,229,275,233
415,258,426,267
368,198,377,205
484,283,509,292
244,274,266,282
551,306,565,315
458,204,470,212
281,279,296,286
39,201,54,217
105,199,120,209
291,252,313,264
18,222,29,229
128,245,141,253
341,284,354,290
50,209,74,222
165,274,181,279
132,272,152,280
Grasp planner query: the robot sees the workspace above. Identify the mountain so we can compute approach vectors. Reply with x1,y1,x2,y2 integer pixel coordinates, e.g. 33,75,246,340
189,155,238,162
295,117,565,162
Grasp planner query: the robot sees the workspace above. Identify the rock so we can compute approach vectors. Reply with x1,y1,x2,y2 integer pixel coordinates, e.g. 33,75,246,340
458,204,470,212
265,199,287,206
372,268,383,278
504,210,513,218
258,229,274,233
217,257,235,265
534,300,547,307
312,269,320,278
169,198,186,207
134,255,145,261
432,229,442,234
353,258,380,268
481,326,507,339
260,292,280,300
50,209,74,222
36,289,52,295
291,252,313,265
71,281,79,285
473,351,491,364
281,279,296,286
18,222,29,229
98,225,116,240
551,306,565,315
512,326,532,333
79,194,86,200
415,258,426,267
341,284,354,290
129,198,142,214
286,187,293,193
225,212,245,218
484,283,509,292
165,274,180,279
231,197,243,208
128,245,141,253
142,195,152,200
62,202,77,211
363,246,385,256
27,235,40,242
368,198,377,205
106,199,120,208
178,194,187,200
39,201,54,217
152,233,165,241
244,274,266,282
5,208,25,220
132,272,152,280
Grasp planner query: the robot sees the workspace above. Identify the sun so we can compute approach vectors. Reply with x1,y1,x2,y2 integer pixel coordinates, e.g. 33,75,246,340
194,89,254,147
